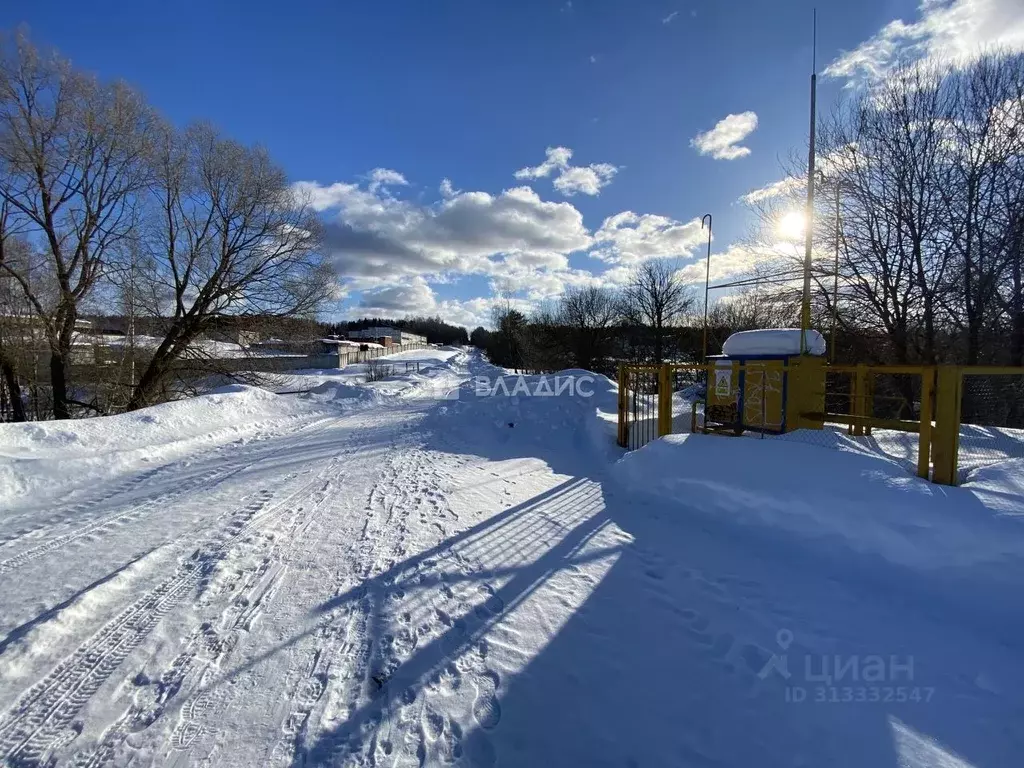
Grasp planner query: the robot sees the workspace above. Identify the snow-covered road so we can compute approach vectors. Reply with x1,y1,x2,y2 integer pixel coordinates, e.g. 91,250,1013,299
1,350,1023,767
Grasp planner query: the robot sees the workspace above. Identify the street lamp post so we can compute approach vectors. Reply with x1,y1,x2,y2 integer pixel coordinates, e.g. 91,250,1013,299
800,10,818,355
700,214,713,362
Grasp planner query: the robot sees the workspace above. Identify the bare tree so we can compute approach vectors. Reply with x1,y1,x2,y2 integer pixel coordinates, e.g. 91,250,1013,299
0,203,30,420
521,303,564,373
940,53,1024,363
736,51,1024,369
815,62,954,363
488,299,528,372
622,259,694,363
125,123,332,409
708,283,799,332
0,31,154,417
557,285,620,371
992,60,1024,364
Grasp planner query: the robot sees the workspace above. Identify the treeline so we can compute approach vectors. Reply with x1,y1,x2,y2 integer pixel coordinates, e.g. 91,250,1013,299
759,51,1024,367
0,31,334,421
326,316,469,346
472,261,705,376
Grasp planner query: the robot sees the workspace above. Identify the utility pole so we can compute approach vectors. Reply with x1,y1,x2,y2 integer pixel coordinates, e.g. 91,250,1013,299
800,9,818,355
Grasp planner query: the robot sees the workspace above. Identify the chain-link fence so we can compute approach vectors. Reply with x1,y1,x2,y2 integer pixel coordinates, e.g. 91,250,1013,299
823,368,854,418
864,370,925,472
761,366,929,477
958,370,1024,474
617,359,1024,485
669,364,707,435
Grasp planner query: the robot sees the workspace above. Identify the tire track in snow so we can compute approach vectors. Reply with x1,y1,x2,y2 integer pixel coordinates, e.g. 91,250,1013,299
0,462,182,550
0,414,335,547
0,416,338,578
0,449,344,767
72,464,344,768
0,465,234,578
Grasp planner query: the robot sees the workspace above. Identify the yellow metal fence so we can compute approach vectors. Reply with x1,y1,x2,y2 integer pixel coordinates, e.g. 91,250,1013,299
806,365,933,479
617,362,1024,486
939,367,1024,483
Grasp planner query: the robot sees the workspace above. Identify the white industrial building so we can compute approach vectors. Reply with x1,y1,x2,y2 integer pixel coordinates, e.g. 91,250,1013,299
347,327,426,345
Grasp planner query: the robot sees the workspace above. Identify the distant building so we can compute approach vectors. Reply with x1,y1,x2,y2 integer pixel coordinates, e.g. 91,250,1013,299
347,327,426,345
319,338,364,353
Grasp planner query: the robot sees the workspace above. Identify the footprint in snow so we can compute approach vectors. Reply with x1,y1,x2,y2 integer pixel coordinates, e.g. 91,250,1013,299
471,670,502,730
475,592,505,619
421,707,445,742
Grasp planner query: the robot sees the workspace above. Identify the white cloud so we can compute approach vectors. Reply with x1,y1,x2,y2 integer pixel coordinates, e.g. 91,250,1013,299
662,11,679,24
298,169,711,327
591,211,706,265
736,147,852,207
690,112,759,160
513,146,619,196
367,168,408,194
589,54,598,64
676,244,777,285
442,296,539,330
294,178,593,297
825,0,1024,84
293,181,360,212
553,163,618,196
596,265,636,286
739,177,805,205
344,283,509,330
357,276,436,314
439,178,458,199
432,298,499,330
514,147,574,180
489,267,605,301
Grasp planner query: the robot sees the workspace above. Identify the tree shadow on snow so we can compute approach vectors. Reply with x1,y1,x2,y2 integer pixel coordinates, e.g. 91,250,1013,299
264,385,1020,767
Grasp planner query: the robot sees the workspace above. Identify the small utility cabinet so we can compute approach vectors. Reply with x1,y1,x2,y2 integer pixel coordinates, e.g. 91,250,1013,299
703,329,827,435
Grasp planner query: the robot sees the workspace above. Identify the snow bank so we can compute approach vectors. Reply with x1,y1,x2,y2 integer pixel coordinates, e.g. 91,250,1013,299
0,386,322,511
378,346,459,363
429,359,620,471
286,347,467,406
300,381,386,408
613,434,1024,573
962,458,1024,516
721,328,826,356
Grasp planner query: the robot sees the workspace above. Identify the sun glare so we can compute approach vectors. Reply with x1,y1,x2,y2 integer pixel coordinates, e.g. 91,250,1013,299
777,209,807,241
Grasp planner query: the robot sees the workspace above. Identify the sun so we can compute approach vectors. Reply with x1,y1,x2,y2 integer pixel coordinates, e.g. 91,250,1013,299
777,209,807,241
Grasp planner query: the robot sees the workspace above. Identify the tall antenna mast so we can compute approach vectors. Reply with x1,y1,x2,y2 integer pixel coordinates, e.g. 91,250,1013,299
800,8,818,354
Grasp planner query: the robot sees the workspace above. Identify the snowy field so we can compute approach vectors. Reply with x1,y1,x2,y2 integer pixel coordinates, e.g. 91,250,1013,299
2,348,1024,766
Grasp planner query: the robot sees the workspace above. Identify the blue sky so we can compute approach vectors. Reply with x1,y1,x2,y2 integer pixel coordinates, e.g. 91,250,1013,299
5,0,1022,328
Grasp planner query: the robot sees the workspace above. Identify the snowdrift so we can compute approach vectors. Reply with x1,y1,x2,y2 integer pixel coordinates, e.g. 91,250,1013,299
613,434,1024,643
962,457,1024,514
0,385,321,511
614,433,1024,570
292,346,466,406
427,362,620,472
